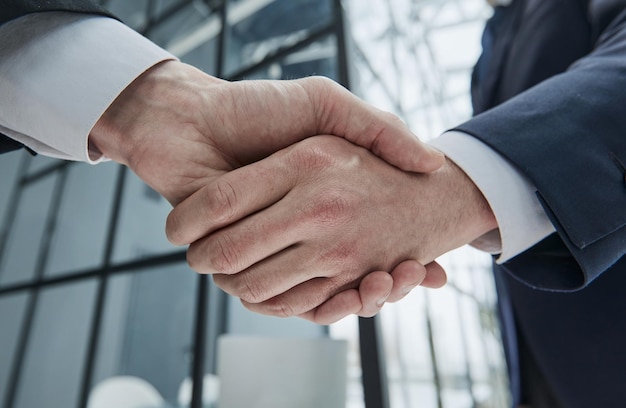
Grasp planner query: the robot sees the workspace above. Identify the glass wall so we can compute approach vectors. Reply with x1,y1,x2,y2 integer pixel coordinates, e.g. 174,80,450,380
337,1,510,407
0,1,509,408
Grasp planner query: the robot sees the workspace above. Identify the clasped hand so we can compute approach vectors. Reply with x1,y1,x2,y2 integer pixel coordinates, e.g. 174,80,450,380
90,60,489,324
168,136,452,323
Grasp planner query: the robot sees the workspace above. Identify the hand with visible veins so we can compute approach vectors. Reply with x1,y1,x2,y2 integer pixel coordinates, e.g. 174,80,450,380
167,136,496,322
89,60,447,323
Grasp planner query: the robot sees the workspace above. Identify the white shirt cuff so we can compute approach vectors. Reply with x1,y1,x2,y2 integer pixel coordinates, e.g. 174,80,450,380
0,12,176,163
430,131,556,263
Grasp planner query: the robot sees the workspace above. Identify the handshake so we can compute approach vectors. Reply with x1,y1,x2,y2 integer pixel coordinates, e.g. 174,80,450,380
91,60,497,324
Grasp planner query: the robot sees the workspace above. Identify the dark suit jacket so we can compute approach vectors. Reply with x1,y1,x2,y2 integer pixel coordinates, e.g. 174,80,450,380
0,0,114,153
456,0,626,406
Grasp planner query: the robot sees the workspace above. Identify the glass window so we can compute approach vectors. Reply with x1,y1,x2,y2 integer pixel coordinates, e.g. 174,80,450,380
429,287,471,379
90,264,196,407
215,336,348,408
0,150,25,231
243,35,338,81
104,0,150,31
223,0,333,75
45,162,117,276
200,282,326,402
226,294,324,337
153,0,199,20
209,297,327,405
0,175,57,287
338,1,509,406
379,294,438,408
203,282,227,375
25,154,61,177
13,279,98,408
0,292,29,403
112,171,178,264
148,2,220,74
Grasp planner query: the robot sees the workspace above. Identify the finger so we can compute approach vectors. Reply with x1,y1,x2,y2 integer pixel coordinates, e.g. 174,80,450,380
184,180,319,275
212,242,336,304
384,260,428,303
299,271,393,325
241,262,430,323
299,77,445,173
240,269,393,322
420,261,447,288
240,276,350,319
356,271,393,317
166,150,294,246
298,289,362,325
184,137,363,275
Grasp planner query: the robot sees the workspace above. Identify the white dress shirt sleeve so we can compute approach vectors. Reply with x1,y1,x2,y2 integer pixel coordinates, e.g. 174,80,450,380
430,131,556,263
0,12,176,163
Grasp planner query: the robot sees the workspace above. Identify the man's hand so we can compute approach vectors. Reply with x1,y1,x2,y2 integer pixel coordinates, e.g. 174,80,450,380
308,260,447,325
89,60,446,322
167,136,497,320
90,60,444,205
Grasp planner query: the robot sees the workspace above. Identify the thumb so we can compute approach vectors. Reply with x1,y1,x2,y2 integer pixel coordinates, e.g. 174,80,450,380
421,261,447,288
300,76,445,173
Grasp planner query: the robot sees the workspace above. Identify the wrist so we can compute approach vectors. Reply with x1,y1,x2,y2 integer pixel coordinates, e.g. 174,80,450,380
89,61,235,205
89,60,175,165
424,158,498,260
89,60,220,168
447,157,498,238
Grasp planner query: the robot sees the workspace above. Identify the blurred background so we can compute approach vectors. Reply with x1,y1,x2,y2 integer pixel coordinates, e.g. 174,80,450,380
0,1,509,407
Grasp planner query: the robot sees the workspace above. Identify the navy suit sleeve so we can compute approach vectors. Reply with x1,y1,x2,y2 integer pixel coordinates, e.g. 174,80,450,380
455,7,626,290
0,0,116,154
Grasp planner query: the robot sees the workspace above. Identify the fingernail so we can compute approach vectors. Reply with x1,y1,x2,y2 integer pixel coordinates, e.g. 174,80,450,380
376,298,387,307
401,285,417,295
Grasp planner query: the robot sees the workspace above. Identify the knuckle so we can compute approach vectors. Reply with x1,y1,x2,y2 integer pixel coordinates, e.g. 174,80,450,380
321,242,359,269
290,136,366,174
207,233,242,274
306,191,352,227
236,273,268,304
275,301,297,318
301,75,336,92
212,273,230,292
298,76,344,129
204,179,239,224
289,138,336,171
186,245,206,274
165,212,184,245
366,111,407,152
212,270,268,304
380,110,404,126
265,297,298,318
